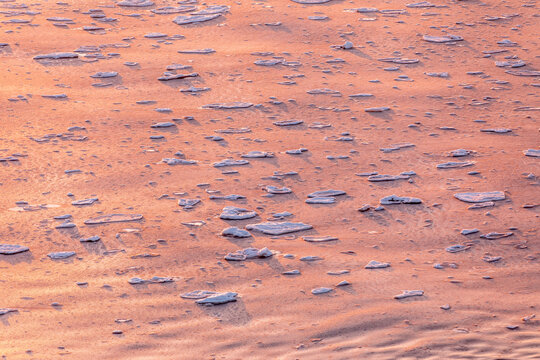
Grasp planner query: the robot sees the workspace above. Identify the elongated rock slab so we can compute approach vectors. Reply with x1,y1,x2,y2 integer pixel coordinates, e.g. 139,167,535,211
34,52,78,60
246,222,313,235
423,35,463,43
173,14,222,25
454,191,505,203
0,244,29,255
303,236,338,242
181,290,217,299
84,214,143,225
196,292,237,305
380,195,422,205
394,290,424,299
307,190,345,198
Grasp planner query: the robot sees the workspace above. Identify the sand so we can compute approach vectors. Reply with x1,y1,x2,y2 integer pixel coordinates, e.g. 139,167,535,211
0,0,539,358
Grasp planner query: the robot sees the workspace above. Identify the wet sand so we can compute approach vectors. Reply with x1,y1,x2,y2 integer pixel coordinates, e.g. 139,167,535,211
0,0,539,358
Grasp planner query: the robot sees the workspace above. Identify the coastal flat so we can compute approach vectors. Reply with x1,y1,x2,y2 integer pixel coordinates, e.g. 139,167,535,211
0,0,539,359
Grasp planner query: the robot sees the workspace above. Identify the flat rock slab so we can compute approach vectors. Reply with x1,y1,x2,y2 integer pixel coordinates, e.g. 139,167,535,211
213,159,249,167
480,232,513,240
365,107,390,112
180,290,217,299
506,70,540,77
80,236,100,242
481,128,512,133
0,244,29,255
48,251,76,259
173,14,222,25
221,227,252,237
72,198,99,206
446,244,471,253
365,260,390,269
306,197,335,204
307,190,346,198
224,247,272,261
450,149,471,157
241,151,274,158
468,202,495,209
162,158,197,165
265,186,292,194
152,6,197,14
196,292,238,305
84,214,143,225
158,73,198,81
90,72,118,78
291,0,333,3
437,161,475,169
524,149,540,157
380,195,422,205
246,222,313,235
192,5,230,15
178,199,201,209
423,35,463,43
0,309,18,316
34,52,78,60
117,0,154,6
368,174,408,182
151,122,175,128
312,287,333,295
454,191,505,203
220,206,257,220
274,120,303,126
203,102,253,109
303,236,338,242
394,290,424,299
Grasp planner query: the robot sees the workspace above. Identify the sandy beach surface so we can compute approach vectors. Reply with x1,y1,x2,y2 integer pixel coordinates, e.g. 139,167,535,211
1,0,539,358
